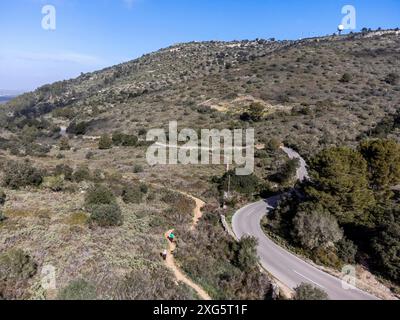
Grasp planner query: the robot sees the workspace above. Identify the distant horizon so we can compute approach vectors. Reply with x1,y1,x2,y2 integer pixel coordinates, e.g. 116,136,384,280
1,0,399,92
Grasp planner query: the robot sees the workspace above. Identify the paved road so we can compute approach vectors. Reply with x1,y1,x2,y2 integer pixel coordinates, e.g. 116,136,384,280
232,147,378,300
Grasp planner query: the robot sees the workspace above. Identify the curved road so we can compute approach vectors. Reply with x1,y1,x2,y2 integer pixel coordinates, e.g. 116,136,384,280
232,147,378,300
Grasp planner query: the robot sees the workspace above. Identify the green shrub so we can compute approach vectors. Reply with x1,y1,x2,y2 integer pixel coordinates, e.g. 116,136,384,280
271,158,299,184
139,183,148,194
54,164,73,181
52,107,76,119
112,131,124,145
216,171,260,196
25,142,51,157
371,209,400,283
265,138,282,152
133,164,144,173
2,161,43,189
121,134,138,147
359,139,400,194
293,283,329,300
42,175,65,192
112,132,138,147
98,134,112,150
292,203,343,250
385,73,399,85
306,147,375,224
67,121,88,135
0,249,37,282
89,203,123,227
336,238,357,264
59,137,71,151
58,279,97,300
248,102,264,122
340,73,352,83
231,236,259,271
122,187,143,204
73,166,91,182
85,184,116,206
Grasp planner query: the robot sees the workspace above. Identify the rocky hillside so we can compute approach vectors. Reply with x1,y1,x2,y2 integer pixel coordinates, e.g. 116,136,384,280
1,29,399,157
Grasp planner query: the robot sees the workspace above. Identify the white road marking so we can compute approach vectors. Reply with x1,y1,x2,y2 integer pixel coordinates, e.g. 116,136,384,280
293,270,326,289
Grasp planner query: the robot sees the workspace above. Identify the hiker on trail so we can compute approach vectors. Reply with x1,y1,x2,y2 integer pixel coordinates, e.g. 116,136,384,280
168,232,175,242
161,249,168,260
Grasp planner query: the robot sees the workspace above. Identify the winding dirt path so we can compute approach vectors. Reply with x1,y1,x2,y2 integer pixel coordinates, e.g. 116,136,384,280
128,176,211,299
164,229,211,300
161,188,210,300
182,192,206,231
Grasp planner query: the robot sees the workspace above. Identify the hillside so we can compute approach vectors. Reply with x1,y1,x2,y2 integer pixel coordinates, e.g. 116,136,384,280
1,30,400,154
0,29,400,300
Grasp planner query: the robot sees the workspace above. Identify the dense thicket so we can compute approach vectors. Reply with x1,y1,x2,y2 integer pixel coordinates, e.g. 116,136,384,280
268,139,400,284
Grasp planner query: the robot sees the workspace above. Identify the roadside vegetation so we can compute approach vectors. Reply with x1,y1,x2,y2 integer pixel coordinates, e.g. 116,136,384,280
265,139,400,290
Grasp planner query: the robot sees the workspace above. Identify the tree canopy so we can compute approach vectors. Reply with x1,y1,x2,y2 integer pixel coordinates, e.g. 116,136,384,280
359,139,400,195
292,202,343,250
306,147,375,224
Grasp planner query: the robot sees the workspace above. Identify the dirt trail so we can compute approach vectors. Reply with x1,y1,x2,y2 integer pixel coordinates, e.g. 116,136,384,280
164,229,211,300
182,192,206,231
127,176,211,299
163,190,211,300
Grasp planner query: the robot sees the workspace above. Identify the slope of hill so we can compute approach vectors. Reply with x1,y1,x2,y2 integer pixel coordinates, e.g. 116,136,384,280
0,29,399,300
2,29,399,155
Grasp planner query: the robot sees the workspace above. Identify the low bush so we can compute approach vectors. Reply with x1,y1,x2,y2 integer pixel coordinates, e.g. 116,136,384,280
0,249,37,299
293,283,329,300
67,121,88,135
139,183,148,194
85,185,116,207
42,175,65,192
59,137,71,151
122,187,143,204
54,164,73,181
112,132,138,147
58,279,97,300
133,164,144,173
336,238,358,264
2,160,44,189
215,171,260,196
98,134,112,150
89,203,123,227
73,166,91,183
231,236,259,271
339,73,352,83
270,158,299,185
385,73,399,85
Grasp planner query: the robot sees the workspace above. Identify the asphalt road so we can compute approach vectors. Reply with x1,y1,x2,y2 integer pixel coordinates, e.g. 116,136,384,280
232,147,378,300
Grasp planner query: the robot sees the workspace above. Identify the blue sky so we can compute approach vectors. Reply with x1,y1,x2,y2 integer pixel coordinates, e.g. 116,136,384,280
1,0,399,91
